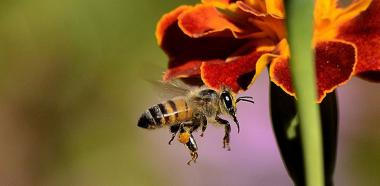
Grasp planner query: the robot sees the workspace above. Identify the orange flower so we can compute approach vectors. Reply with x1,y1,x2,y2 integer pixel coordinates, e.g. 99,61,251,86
156,0,380,102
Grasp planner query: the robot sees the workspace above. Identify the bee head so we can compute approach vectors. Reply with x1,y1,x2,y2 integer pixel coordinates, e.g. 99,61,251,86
219,87,255,133
219,88,239,132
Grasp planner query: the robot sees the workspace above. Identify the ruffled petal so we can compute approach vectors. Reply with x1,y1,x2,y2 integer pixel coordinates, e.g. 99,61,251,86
315,40,357,102
236,1,285,40
156,5,191,45
236,1,267,16
178,4,242,37
338,0,380,81
270,40,357,102
269,56,294,96
201,50,274,92
236,0,284,18
163,61,203,81
157,5,250,80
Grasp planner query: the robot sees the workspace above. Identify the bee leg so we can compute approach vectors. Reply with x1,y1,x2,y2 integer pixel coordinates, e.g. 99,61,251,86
215,116,231,151
177,125,199,165
186,134,198,165
184,121,199,133
168,124,180,145
191,112,207,137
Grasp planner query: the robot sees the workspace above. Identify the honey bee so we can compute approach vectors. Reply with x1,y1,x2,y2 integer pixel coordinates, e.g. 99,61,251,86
137,83,254,165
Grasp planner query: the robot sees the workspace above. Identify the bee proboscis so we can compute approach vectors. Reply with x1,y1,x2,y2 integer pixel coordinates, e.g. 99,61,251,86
137,84,254,165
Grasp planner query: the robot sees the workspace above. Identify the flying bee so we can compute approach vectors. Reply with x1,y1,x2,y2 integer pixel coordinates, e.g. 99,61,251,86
137,83,254,165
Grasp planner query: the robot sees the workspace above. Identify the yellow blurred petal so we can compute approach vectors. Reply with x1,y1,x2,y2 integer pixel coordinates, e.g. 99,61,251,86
265,0,285,18
314,0,338,20
334,0,372,26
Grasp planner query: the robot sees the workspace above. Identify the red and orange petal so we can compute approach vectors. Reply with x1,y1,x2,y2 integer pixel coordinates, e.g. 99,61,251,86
234,1,285,40
270,40,357,103
156,3,252,81
337,0,380,82
200,50,274,92
159,22,249,79
156,5,191,45
163,60,203,81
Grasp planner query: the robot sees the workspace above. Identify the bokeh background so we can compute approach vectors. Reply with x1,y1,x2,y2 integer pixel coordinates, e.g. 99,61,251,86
0,0,379,185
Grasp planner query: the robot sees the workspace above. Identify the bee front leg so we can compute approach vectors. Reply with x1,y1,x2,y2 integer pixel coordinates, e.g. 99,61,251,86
215,116,231,151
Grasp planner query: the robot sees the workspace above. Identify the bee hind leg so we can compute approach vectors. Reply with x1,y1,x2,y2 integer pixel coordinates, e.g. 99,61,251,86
186,134,199,165
187,151,198,165
176,124,199,165
215,116,231,151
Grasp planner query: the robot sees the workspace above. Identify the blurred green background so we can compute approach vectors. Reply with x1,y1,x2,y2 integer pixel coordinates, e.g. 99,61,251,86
0,0,379,185
0,0,199,185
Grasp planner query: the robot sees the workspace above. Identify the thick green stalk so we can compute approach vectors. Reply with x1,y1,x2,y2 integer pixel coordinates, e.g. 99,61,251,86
285,0,324,186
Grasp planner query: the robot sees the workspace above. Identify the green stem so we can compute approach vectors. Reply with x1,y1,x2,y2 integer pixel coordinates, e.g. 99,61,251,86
285,1,324,186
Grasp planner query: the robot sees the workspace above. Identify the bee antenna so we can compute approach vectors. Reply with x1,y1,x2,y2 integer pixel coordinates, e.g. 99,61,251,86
238,96,253,99
236,98,255,104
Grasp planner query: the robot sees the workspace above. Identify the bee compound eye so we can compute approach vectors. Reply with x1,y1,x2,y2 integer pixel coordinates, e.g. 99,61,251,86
221,92,233,110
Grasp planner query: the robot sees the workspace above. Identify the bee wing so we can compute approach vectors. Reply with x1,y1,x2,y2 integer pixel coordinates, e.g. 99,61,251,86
137,62,193,99
148,79,193,100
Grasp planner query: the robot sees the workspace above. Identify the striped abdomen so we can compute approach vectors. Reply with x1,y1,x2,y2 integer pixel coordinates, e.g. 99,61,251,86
138,98,192,129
